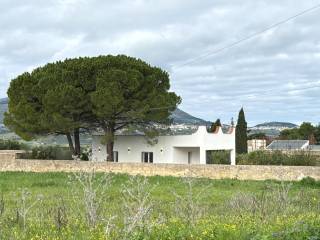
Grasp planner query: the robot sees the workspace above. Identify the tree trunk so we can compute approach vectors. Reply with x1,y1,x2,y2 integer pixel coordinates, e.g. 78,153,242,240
105,127,115,162
74,128,81,157
66,133,76,156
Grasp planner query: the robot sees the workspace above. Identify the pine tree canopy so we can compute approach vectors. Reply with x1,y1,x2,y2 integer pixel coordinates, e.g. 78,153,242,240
4,55,181,160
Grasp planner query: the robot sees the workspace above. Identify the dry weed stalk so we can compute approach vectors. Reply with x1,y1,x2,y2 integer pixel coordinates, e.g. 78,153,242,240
121,176,158,237
0,193,4,217
14,188,43,231
53,196,69,231
229,181,293,219
172,171,210,227
69,166,113,229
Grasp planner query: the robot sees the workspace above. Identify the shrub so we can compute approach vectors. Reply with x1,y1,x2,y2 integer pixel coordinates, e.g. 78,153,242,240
299,177,320,187
237,150,318,166
20,146,72,160
0,139,26,150
80,148,92,161
206,150,230,164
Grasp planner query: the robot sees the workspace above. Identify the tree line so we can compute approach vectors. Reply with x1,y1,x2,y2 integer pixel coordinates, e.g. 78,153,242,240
279,122,320,144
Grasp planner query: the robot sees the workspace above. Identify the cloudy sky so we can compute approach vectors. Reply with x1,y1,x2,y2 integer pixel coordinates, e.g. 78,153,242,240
1,0,320,126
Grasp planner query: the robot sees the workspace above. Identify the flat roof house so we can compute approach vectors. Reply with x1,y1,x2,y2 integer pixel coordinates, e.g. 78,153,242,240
92,126,236,165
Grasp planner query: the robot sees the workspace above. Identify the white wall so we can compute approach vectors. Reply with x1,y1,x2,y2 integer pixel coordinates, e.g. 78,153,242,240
173,147,200,164
248,139,267,152
92,126,236,165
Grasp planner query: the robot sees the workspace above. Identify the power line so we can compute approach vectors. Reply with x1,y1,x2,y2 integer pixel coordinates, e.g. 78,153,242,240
172,3,320,70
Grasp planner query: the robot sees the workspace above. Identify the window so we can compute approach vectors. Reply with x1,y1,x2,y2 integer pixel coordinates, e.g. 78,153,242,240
113,151,118,162
141,152,153,163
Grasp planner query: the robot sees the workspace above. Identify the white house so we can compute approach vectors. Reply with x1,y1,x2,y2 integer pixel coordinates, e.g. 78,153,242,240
92,126,236,165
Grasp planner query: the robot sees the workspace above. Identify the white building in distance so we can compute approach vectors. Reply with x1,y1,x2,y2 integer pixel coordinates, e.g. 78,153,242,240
247,139,267,152
92,126,236,165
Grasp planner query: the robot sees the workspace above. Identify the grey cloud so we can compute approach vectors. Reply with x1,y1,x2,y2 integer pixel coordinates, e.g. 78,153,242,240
1,0,320,125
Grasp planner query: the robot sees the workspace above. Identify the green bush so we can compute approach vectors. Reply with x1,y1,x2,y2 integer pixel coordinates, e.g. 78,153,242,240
206,150,231,164
0,139,26,150
80,147,92,161
299,177,320,187
20,145,72,160
237,150,318,166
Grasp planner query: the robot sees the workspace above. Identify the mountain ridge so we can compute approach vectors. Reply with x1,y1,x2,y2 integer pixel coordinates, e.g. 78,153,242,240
254,121,298,128
0,97,299,131
0,97,209,127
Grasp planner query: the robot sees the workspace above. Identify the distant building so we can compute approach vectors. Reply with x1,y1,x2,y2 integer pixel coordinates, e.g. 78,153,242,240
248,139,267,152
266,140,309,151
92,126,236,165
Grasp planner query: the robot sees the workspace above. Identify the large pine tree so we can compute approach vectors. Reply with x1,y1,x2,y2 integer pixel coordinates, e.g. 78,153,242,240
236,108,248,154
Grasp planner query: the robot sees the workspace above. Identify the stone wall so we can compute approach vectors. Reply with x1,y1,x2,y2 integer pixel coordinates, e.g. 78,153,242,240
0,150,25,161
0,151,319,181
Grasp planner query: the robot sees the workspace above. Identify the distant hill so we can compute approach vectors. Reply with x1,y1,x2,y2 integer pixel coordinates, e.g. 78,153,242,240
170,108,210,125
249,121,298,137
0,97,8,126
0,97,8,104
254,122,298,129
0,97,300,139
0,97,209,129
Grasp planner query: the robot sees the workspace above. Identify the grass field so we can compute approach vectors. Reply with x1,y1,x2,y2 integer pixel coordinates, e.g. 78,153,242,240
0,172,319,239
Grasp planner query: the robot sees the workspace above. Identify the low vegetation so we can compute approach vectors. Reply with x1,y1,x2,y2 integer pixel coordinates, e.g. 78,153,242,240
0,172,319,239
237,150,319,166
0,139,26,150
19,146,73,160
206,150,231,164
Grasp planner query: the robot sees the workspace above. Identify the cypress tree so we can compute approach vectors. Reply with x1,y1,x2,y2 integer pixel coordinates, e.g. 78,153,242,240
236,108,248,154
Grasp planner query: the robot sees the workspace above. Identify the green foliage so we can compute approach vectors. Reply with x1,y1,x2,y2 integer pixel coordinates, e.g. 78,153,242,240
0,139,26,150
237,151,318,166
4,55,180,161
89,55,181,161
206,150,230,164
280,122,318,142
299,177,320,187
20,146,72,160
79,148,92,161
236,108,248,154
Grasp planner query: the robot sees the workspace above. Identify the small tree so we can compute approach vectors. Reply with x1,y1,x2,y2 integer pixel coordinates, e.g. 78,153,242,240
210,119,221,132
299,122,315,140
236,108,247,154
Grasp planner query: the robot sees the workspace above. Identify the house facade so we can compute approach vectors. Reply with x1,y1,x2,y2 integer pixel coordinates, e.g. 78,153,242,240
92,126,236,165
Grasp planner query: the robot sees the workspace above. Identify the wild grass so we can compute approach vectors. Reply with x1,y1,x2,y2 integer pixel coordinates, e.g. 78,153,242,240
0,172,319,239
